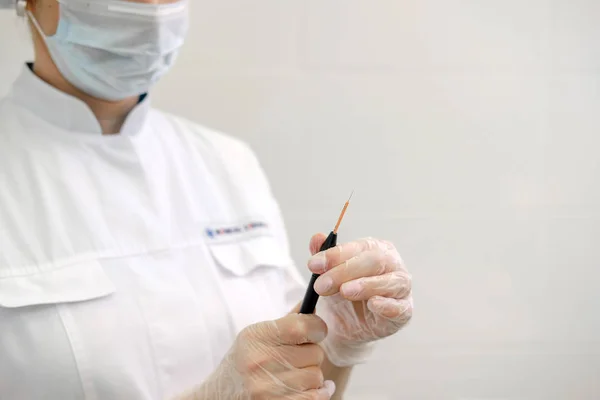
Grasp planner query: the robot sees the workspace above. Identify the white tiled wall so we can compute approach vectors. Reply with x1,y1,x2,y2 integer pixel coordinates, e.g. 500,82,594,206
1,1,600,398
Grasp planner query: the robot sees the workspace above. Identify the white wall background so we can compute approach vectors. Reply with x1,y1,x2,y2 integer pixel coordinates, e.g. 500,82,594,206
2,1,600,399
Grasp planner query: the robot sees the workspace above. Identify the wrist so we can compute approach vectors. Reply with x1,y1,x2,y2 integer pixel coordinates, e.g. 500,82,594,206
320,335,376,367
322,357,353,400
316,297,377,367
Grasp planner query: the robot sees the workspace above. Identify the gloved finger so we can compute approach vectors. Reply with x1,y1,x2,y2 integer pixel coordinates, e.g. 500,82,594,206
248,375,335,400
274,314,328,345
309,233,328,256
292,380,336,400
313,249,401,296
279,344,325,368
308,237,398,274
339,270,412,301
247,344,324,376
367,295,413,322
289,300,317,315
276,366,325,391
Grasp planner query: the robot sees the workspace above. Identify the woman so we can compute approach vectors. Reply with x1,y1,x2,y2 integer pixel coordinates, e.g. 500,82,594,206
0,0,414,398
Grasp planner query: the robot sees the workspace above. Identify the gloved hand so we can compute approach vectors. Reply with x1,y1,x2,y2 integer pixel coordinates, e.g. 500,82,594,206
185,313,337,400
308,235,413,367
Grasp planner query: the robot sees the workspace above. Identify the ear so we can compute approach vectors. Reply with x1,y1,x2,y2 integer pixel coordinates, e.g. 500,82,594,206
29,0,60,36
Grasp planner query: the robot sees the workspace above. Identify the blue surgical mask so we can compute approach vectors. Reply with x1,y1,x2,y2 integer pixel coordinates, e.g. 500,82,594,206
28,0,189,101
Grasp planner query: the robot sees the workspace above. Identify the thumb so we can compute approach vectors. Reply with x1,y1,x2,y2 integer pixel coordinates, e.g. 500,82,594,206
288,300,317,315
309,232,328,256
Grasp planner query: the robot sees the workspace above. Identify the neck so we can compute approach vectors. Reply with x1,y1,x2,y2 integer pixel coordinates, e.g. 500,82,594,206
31,44,139,135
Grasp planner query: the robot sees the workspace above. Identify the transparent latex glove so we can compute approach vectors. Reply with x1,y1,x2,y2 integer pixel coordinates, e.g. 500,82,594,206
182,313,336,400
308,235,414,367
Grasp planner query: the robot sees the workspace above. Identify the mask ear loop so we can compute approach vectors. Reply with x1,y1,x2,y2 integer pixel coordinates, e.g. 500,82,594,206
25,7,49,42
16,0,26,16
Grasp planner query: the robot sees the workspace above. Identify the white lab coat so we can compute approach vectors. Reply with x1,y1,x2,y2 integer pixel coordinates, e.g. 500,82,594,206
0,64,307,399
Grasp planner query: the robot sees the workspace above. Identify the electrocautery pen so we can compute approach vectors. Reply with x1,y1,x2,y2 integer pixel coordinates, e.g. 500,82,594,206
299,191,353,315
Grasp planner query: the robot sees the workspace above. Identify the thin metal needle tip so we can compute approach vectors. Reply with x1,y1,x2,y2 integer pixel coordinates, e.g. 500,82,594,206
348,190,354,202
